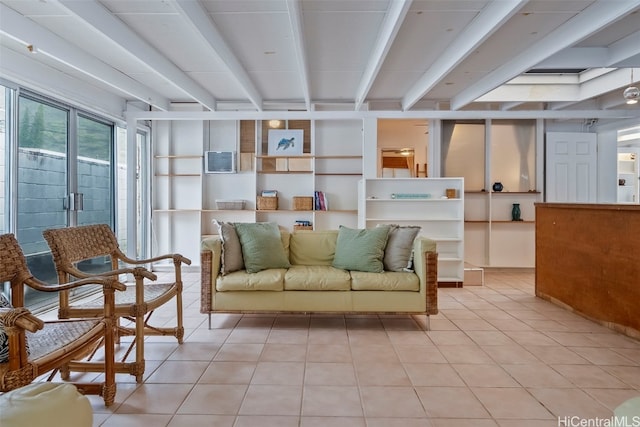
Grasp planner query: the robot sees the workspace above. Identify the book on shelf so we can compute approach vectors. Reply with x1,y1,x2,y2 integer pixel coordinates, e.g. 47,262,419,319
314,191,328,211
261,190,278,197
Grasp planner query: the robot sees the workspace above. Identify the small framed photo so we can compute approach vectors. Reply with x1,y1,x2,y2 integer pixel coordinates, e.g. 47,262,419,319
268,129,304,156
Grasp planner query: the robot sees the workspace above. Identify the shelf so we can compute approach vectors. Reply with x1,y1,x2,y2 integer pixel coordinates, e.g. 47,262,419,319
366,217,462,222
255,155,313,159
201,209,248,213
314,210,357,214
366,198,460,202
153,209,200,213
315,173,362,176
315,155,362,159
154,155,203,159
490,191,540,195
257,171,313,174
155,173,201,177
465,220,535,224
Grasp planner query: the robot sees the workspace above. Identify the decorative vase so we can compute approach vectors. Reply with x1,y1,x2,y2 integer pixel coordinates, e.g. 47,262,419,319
492,182,503,192
511,203,522,221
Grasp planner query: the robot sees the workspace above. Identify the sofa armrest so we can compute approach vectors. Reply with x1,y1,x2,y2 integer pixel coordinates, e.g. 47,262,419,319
413,237,438,315
200,237,222,314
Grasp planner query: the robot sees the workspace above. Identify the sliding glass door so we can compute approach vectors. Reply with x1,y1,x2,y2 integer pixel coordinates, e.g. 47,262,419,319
17,94,114,308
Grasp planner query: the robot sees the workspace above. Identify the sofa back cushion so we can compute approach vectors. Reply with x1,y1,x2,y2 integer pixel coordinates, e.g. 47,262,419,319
289,230,338,266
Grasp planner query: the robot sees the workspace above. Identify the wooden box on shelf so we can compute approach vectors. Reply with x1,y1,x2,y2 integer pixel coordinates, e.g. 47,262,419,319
257,196,278,210
293,224,313,231
293,196,313,211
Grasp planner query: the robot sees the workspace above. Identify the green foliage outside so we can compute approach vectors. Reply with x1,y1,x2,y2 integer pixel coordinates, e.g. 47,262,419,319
19,97,111,161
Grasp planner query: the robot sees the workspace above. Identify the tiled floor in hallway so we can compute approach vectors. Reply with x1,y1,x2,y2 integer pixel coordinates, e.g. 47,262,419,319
54,269,640,426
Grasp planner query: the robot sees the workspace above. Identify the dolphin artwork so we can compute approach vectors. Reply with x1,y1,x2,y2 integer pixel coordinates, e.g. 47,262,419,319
276,137,295,151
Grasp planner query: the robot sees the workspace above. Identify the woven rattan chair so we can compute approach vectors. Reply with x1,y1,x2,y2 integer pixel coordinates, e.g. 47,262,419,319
43,224,191,383
0,233,126,406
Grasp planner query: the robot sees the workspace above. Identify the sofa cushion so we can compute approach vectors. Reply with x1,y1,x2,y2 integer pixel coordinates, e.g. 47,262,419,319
216,269,286,291
382,225,421,272
350,271,420,291
213,220,244,275
284,266,351,290
234,222,291,273
289,230,338,266
332,225,390,273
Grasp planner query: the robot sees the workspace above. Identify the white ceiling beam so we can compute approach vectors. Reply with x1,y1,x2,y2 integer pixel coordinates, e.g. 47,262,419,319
531,31,640,69
501,102,525,111
0,46,126,120
580,67,639,99
401,0,528,111
55,0,217,111
536,48,609,69
126,108,640,123
171,0,263,111
451,0,640,110
354,0,412,111
0,4,170,111
608,31,640,67
286,0,311,111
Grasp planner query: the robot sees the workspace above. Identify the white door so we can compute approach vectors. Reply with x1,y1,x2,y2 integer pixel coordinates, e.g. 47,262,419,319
546,132,597,202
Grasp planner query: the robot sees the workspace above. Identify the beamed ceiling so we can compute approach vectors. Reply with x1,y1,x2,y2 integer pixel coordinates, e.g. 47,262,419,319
1,0,640,120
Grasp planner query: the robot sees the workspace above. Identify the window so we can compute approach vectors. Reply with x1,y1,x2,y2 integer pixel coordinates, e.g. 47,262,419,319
490,120,536,192
442,120,536,192
442,120,485,191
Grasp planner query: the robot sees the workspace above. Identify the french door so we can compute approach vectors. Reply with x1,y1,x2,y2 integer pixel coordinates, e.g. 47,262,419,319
17,94,114,308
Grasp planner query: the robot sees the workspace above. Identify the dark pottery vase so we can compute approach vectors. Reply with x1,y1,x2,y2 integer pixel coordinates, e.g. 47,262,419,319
511,203,522,221
492,182,503,192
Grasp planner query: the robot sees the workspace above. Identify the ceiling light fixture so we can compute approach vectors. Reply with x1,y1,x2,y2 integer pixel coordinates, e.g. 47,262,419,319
268,120,281,128
623,69,639,105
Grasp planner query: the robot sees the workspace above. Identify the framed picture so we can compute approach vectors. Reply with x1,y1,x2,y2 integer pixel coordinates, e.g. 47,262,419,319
268,129,304,156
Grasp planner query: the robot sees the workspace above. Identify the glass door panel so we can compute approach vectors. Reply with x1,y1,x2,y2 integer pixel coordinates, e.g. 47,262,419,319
17,96,68,307
1,87,7,234
76,115,114,274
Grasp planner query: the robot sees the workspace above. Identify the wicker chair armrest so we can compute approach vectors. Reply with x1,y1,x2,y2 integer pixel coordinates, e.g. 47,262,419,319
23,274,127,293
62,264,157,282
0,307,44,333
118,252,192,267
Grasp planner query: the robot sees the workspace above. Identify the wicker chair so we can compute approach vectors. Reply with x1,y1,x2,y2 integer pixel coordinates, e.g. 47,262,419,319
0,233,126,406
43,224,191,383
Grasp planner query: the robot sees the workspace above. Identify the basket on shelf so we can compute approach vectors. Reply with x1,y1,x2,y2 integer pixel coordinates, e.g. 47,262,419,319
257,196,278,210
216,199,245,210
293,196,313,211
293,224,313,231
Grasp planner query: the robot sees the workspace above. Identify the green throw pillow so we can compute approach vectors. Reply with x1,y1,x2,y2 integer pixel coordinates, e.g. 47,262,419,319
234,222,290,273
332,225,391,273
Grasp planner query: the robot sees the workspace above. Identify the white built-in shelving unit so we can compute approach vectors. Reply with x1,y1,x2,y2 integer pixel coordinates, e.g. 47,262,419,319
617,148,639,203
464,191,540,268
358,178,465,285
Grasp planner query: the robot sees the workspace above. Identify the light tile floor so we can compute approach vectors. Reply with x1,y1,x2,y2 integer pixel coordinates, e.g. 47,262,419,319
49,270,640,426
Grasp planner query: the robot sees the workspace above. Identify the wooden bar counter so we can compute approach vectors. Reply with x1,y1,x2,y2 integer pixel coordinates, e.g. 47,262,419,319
536,203,640,338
